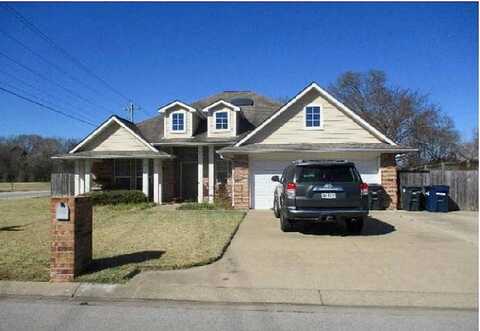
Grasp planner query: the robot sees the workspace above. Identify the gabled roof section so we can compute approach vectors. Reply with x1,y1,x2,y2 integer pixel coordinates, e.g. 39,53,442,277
235,82,397,147
69,115,158,153
157,100,197,114
202,99,241,112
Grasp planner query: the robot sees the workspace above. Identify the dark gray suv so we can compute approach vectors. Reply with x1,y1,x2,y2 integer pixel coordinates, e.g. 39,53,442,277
271,160,369,233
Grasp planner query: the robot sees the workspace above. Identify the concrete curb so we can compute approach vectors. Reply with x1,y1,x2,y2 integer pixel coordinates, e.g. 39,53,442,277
0,281,477,310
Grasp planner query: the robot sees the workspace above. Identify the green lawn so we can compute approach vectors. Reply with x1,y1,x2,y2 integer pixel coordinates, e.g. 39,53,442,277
0,198,245,283
0,182,50,192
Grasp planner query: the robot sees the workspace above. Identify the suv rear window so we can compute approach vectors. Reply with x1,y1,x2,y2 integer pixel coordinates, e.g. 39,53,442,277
296,165,357,183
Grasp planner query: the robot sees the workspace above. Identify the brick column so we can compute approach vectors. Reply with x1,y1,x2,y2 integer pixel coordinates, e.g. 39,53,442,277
232,155,249,209
380,154,398,210
50,196,92,282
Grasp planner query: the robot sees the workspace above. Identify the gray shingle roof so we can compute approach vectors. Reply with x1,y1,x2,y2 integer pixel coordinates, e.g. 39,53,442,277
52,150,173,159
218,143,418,155
136,91,281,143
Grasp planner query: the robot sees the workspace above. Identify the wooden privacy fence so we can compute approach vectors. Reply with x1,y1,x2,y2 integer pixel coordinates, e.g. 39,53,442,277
51,173,75,196
398,170,479,211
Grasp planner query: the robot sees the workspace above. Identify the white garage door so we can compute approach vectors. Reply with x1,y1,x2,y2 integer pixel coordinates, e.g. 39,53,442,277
251,157,380,209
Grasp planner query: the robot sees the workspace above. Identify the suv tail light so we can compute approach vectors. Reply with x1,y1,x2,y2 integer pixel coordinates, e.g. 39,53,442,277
286,182,296,198
360,182,369,196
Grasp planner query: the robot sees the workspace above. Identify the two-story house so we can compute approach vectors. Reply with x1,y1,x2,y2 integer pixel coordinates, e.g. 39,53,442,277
54,83,416,209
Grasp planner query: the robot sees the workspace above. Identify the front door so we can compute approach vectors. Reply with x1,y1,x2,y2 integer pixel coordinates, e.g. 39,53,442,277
181,161,198,201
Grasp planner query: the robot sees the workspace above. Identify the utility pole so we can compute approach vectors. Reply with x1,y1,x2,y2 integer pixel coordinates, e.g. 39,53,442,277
125,102,135,122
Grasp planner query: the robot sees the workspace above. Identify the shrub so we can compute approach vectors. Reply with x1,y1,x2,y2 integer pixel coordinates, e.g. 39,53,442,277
87,190,148,206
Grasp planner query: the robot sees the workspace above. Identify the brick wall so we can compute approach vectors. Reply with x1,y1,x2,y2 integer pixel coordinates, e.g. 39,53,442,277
232,155,249,209
380,154,398,210
50,196,92,282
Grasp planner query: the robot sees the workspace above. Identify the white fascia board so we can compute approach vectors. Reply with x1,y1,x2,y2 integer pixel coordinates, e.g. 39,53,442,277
158,101,197,113
69,116,158,153
202,100,241,112
235,82,397,147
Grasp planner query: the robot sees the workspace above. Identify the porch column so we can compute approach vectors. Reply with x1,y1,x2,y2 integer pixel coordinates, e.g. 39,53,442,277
197,146,204,203
79,160,85,195
153,159,163,204
74,160,80,196
84,160,91,193
142,159,149,199
208,145,214,203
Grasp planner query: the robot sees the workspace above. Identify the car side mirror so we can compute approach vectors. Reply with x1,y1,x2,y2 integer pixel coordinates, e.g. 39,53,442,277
271,175,280,182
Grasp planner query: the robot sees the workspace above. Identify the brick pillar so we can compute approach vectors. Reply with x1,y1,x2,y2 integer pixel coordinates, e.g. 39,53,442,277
380,154,398,210
232,155,249,209
50,196,92,282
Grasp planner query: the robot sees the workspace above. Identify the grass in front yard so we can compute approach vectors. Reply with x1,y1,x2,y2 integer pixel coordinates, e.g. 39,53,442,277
0,198,245,283
0,182,50,192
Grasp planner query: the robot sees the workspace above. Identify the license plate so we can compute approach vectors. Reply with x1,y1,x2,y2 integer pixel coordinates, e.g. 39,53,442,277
321,193,336,199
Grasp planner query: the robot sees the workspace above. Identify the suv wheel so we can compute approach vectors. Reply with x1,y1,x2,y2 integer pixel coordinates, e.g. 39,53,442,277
280,212,294,232
273,198,280,218
346,217,364,234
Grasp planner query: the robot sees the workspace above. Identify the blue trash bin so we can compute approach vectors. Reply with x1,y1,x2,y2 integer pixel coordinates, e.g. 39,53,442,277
424,185,449,212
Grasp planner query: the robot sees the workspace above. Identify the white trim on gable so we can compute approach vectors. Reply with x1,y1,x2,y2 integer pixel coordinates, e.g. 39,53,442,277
158,101,197,114
69,116,158,153
235,82,397,147
202,100,241,112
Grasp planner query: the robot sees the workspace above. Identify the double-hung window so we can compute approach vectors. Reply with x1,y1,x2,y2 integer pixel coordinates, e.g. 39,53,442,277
305,106,321,128
215,111,229,130
171,112,185,132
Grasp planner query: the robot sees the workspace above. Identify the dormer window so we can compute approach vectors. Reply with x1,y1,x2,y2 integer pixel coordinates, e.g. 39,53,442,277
305,106,322,129
171,112,185,132
215,111,229,130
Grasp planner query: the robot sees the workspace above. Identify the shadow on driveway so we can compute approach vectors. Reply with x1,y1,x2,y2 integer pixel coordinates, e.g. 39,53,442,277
298,217,396,236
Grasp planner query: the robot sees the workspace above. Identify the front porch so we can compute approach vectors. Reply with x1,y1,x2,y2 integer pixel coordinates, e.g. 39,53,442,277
55,146,232,205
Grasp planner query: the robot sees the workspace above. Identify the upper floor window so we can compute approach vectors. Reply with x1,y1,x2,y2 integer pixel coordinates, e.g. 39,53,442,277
215,111,229,130
305,106,321,129
171,112,185,132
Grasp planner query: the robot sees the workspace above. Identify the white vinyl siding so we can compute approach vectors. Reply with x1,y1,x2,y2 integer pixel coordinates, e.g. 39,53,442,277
84,122,151,152
256,92,381,144
207,106,237,137
163,107,197,138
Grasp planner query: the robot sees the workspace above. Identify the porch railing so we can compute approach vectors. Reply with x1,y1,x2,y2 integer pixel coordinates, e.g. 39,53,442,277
51,172,75,196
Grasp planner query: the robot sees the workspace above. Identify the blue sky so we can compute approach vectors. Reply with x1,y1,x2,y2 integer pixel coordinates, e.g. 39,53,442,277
0,2,477,140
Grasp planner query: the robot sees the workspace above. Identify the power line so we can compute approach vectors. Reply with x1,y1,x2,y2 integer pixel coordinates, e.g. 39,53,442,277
0,79,95,124
0,85,96,127
2,3,132,104
0,68,97,123
0,27,119,108
0,50,115,115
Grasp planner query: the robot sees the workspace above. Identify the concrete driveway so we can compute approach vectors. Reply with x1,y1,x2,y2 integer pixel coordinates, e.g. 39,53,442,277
128,210,478,307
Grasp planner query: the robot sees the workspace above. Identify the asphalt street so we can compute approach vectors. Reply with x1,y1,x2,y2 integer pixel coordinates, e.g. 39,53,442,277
0,297,476,331
0,191,50,199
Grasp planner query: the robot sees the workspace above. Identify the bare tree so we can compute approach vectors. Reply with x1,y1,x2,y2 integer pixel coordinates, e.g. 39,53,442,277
328,70,460,166
0,135,77,182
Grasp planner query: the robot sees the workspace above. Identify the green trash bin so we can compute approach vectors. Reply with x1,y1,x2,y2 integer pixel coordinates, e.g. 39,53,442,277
368,184,386,210
401,186,424,211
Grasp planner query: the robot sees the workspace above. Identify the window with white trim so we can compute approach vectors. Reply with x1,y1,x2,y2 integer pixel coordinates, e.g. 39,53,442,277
171,112,185,132
305,106,321,128
215,111,229,130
